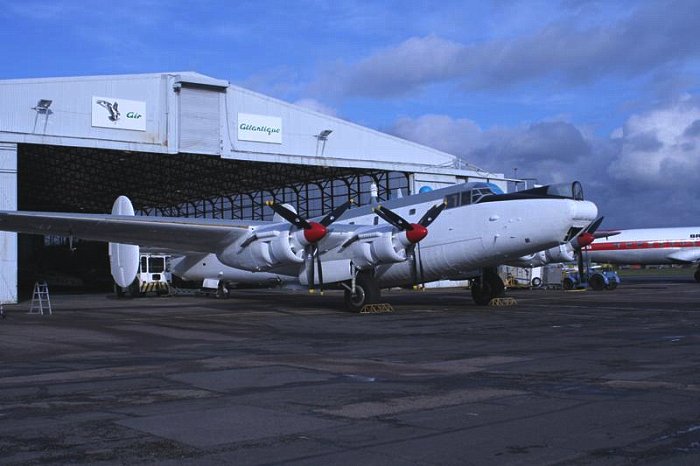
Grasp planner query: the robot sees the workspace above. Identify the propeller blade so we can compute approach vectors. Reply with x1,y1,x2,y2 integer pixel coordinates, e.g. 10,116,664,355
306,245,315,293
408,244,418,288
266,201,312,229
418,201,447,227
417,241,426,287
373,205,412,231
586,216,604,234
316,248,324,295
319,199,353,227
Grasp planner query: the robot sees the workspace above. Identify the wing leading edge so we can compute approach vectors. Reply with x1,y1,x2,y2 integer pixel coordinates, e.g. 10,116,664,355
0,211,253,254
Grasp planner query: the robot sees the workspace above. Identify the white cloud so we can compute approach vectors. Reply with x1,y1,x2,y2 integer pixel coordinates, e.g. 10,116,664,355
609,97,700,185
312,0,700,98
388,96,700,227
293,98,338,117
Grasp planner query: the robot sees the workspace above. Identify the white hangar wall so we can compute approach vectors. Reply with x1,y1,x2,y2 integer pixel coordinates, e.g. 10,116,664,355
0,143,17,304
0,71,497,180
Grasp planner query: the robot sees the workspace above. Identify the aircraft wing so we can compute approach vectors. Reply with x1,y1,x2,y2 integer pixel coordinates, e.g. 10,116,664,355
667,248,700,264
0,211,253,254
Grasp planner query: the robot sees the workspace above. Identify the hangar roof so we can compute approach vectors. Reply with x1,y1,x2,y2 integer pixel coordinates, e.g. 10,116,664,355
0,71,497,179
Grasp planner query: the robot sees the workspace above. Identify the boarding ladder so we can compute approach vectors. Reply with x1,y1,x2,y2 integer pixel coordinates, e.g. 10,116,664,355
29,281,52,315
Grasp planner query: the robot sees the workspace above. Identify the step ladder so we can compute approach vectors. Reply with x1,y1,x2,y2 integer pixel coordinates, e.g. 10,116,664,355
29,281,52,315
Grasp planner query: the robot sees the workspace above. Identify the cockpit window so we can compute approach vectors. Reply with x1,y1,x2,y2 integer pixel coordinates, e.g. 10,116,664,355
446,194,460,209
445,185,499,209
539,182,584,200
471,188,494,204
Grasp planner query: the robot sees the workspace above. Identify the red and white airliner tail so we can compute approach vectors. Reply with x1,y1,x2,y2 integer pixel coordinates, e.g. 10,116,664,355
584,227,700,282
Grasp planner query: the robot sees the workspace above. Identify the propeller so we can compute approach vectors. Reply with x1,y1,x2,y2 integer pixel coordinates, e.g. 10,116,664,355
373,200,447,287
266,199,353,294
570,216,604,250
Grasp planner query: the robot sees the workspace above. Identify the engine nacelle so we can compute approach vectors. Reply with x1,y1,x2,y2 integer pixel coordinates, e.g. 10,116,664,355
217,228,305,271
346,229,408,269
510,244,576,267
510,251,549,268
543,244,576,263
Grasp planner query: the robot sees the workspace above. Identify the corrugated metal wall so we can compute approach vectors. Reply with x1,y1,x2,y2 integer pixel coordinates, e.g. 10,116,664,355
0,143,17,304
178,87,222,154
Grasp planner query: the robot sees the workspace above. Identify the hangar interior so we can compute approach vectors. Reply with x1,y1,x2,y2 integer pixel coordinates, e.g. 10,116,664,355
0,71,508,303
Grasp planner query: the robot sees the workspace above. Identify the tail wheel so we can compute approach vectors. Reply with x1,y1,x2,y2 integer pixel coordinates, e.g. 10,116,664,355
589,274,605,291
344,272,380,312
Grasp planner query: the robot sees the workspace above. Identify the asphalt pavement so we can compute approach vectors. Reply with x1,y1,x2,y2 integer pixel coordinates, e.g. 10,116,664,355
1,279,699,465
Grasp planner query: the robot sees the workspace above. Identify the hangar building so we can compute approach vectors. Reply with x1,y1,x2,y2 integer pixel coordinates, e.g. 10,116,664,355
0,71,506,304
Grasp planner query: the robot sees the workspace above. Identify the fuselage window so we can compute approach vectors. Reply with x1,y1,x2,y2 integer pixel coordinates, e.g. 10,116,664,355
409,208,416,215
446,194,460,209
373,216,379,225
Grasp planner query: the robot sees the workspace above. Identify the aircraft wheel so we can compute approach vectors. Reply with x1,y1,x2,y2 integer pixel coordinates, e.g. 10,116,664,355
562,277,575,290
695,268,700,283
589,274,605,291
114,282,125,298
531,277,542,288
470,278,492,305
344,273,380,312
471,268,505,306
605,280,618,290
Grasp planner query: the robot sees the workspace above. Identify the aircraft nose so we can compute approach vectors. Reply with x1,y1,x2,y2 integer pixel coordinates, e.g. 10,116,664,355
569,200,598,226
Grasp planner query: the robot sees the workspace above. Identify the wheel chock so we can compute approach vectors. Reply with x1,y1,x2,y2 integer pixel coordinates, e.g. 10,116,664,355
488,297,517,306
360,303,394,314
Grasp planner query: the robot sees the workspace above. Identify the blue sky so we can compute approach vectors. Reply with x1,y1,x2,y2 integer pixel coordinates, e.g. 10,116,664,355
1,0,700,228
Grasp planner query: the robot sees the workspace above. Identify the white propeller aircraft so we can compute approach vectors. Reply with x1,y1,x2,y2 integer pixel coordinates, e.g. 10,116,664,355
583,227,700,282
509,223,700,284
0,181,597,310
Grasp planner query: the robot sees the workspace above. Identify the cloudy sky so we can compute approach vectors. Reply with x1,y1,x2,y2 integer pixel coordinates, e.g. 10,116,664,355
1,0,699,228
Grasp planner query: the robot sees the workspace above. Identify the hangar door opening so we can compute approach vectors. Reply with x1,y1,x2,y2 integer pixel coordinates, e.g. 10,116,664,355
14,143,409,297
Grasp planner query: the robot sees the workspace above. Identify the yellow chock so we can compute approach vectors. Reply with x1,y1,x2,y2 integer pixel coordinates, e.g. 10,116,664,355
488,297,518,307
360,303,394,314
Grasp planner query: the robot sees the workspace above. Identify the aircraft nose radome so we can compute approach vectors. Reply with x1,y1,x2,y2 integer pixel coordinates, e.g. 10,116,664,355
569,200,598,225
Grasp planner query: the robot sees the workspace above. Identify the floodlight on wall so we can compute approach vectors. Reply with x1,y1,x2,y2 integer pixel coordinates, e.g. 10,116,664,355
33,99,53,114
316,129,333,141
315,129,333,156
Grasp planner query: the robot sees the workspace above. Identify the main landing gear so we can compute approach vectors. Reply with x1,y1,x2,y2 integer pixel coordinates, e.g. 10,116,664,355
343,270,380,312
695,265,700,283
470,267,506,305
